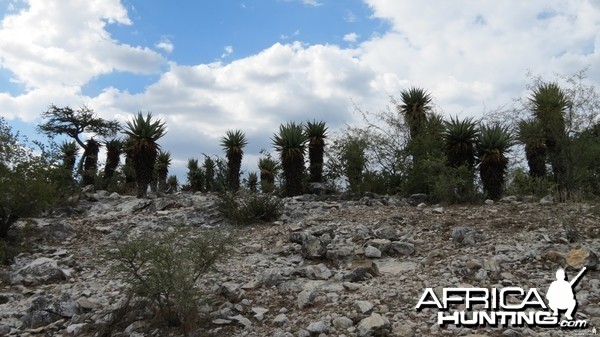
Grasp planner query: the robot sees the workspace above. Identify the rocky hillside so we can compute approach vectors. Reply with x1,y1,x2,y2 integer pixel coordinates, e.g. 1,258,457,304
0,191,598,337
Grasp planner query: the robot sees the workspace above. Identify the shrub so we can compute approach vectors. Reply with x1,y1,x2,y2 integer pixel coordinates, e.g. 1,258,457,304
505,167,557,198
106,226,234,332
217,191,283,226
1,118,57,239
430,164,481,204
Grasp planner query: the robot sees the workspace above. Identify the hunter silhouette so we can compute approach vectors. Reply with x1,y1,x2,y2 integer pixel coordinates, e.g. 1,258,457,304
546,267,586,320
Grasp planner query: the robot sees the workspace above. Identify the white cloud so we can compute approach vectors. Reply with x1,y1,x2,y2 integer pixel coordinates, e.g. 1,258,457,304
0,0,164,91
343,32,359,43
1,0,599,177
155,37,174,53
360,0,600,116
302,0,322,7
280,29,300,40
221,45,234,58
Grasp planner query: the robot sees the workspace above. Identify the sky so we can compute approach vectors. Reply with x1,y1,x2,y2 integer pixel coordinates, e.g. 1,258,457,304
1,0,599,180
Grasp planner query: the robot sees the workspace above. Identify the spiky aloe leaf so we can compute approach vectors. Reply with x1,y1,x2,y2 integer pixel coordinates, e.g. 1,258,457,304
272,122,307,197
477,123,512,200
444,116,478,169
59,141,78,171
258,156,278,193
103,139,123,181
305,120,328,183
221,129,247,192
124,112,166,198
398,87,432,140
155,150,171,192
517,119,546,177
247,172,258,193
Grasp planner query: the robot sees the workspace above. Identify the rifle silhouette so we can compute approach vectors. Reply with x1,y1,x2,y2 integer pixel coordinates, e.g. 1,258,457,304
570,267,587,287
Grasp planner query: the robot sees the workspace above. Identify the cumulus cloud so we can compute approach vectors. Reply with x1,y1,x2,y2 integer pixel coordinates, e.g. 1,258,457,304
360,0,600,116
221,45,234,58
0,0,165,120
1,0,599,177
343,32,359,43
155,37,174,53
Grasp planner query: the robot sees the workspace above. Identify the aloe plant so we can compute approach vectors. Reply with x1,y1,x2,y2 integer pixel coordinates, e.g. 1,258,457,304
123,112,166,198
477,123,512,200
305,120,328,183
103,139,123,182
221,130,248,192
155,150,171,193
444,116,478,169
272,122,307,197
258,155,278,193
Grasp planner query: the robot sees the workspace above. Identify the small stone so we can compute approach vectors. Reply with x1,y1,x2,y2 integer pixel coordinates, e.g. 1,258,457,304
357,313,390,337
484,199,494,205
566,247,598,269
306,320,329,334
388,242,415,256
355,300,374,314
65,323,86,335
364,246,382,258
432,207,444,214
332,316,354,329
475,269,488,281
125,321,146,333
296,329,310,337
258,268,284,287
76,298,98,310
542,251,565,264
212,319,232,325
229,314,252,328
409,193,428,205
252,307,269,321
301,234,327,259
305,263,332,280
503,328,521,337
297,289,315,309
273,313,289,326
483,258,501,272
540,195,554,205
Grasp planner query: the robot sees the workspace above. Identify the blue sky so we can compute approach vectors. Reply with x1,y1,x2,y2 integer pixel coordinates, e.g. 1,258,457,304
1,0,599,180
81,0,387,96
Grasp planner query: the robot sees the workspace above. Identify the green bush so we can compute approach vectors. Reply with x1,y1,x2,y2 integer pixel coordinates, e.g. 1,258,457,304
505,167,557,198
217,191,283,226
1,118,57,239
106,226,234,332
430,164,481,204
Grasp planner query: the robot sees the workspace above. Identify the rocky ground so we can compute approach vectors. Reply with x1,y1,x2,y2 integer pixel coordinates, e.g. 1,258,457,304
0,190,598,337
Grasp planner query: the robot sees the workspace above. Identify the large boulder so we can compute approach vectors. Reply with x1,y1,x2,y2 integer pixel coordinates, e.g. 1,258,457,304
12,258,67,285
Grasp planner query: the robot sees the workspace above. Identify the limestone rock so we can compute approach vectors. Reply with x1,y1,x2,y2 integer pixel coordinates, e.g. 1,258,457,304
364,246,382,258
13,258,66,285
388,242,415,256
229,314,252,328
273,313,289,326
297,289,315,309
306,320,329,334
566,247,598,270
332,316,353,329
305,263,332,280
300,234,327,259
357,313,390,337
355,300,374,314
